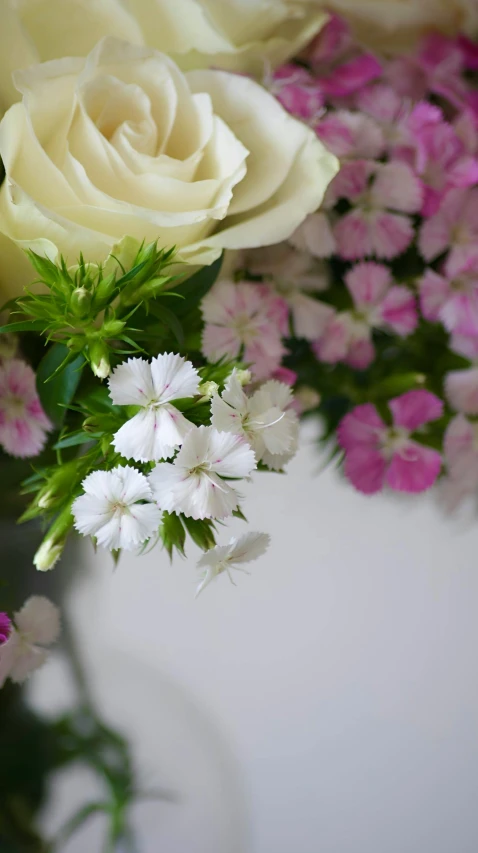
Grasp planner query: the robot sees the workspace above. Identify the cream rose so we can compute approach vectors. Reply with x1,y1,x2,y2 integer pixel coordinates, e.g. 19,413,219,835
322,0,478,53
0,0,327,111
0,38,337,299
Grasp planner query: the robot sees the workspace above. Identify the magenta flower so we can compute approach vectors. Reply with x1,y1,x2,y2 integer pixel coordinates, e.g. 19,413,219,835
419,187,478,264
331,160,422,260
305,13,382,99
314,262,417,369
386,33,471,111
338,390,443,495
355,84,414,158
0,359,52,458
419,253,478,336
201,280,289,380
0,614,11,645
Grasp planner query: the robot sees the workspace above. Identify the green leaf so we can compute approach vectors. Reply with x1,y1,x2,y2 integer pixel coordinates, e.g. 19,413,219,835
0,319,47,334
148,303,184,346
36,343,85,427
53,431,99,450
172,255,223,317
160,512,186,558
182,516,216,550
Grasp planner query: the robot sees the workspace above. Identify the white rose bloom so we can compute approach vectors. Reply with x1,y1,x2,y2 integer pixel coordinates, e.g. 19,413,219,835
0,0,327,110
0,37,338,300
323,0,478,53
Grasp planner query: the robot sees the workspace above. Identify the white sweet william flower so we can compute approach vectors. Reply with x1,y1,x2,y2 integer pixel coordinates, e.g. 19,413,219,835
72,466,161,551
108,354,199,462
0,596,60,688
211,371,299,470
196,532,271,597
149,425,256,520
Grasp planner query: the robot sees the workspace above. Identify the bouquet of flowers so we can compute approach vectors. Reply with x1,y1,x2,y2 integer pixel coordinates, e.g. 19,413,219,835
0,0,477,848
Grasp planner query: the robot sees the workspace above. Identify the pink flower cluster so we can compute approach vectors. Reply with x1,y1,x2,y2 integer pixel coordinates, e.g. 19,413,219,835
198,15,478,503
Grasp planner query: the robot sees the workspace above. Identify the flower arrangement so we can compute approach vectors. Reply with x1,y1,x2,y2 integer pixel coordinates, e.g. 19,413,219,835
0,0,477,848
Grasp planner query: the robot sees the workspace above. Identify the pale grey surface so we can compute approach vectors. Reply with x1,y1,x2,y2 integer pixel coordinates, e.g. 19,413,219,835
34,423,478,852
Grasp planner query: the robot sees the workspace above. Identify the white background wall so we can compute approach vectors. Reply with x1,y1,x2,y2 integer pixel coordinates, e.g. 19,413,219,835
34,423,478,853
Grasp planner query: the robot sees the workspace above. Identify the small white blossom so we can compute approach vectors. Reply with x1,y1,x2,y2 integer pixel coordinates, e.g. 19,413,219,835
72,466,161,551
108,354,200,462
211,371,299,470
196,532,271,596
0,596,60,687
149,425,256,520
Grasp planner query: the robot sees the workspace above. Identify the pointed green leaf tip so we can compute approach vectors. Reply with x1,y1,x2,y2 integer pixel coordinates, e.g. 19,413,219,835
36,343,85,427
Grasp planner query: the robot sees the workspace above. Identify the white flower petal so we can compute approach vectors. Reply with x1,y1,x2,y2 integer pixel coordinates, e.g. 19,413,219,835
150,352,200,403
108,357,156,406
210,394,244,436
10,644,48,684
113,405,193,462
114,465,154,504
229,532,271,564
14,596,60,646
204,428,256,478
0,634,18,688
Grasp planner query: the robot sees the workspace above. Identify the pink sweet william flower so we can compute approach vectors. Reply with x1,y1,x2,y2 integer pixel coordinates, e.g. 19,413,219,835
314,262,417,369
355,84,414,158
445,334,478,415
0,596,60,688
331,160,422,260
201,281,288,380
406,104,478,216
338,390,443,495
442,414,478,507
315,110,384,159
270,64,323,122
386,33,470,111
419,187,478,264
0,359,52,457
305,13,382,99
419,253,478,336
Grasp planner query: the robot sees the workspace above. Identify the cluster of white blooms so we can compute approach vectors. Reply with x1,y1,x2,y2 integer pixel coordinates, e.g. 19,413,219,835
71,353,299,592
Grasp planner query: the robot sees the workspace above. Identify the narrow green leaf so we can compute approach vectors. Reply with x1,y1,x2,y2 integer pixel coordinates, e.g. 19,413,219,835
36,343,86,427
171,255,223,317
0,319,47,334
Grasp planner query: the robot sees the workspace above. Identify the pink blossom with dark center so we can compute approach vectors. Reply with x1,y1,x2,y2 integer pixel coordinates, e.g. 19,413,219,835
338,390,443,495
419,253,478,336
419,187,478,264
0,614,11,645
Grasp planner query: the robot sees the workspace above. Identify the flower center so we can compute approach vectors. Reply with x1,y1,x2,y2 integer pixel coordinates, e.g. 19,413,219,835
232,313,258,343
380,426,410,460
5,394,26,418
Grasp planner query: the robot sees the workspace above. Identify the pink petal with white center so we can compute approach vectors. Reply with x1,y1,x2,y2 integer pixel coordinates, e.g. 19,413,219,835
271,367,297,386
371,212,414,260
316,111,384,159
445,368,478,414
356,84,404,125
346,338,375,370
320,54,382,98
337,404,385,452
313,314,351,363
0,418,50,458
290,212,336,258
14,597,60,646
371,162,423,213
0,359,52,458
202,323,241,362
201,280,239,325
419,269,450,322
448,155,478,188
389,389,443,431
276,82,323,122
440,292,478,336
290,292,334,340
343,446,387,494
386,442,442,493
334,210,374,260
443,415,478,490
326,160,371,205
307,14,352,66
450,333,478,361
244,337,287,381
345,262,391,306
379,286,418,335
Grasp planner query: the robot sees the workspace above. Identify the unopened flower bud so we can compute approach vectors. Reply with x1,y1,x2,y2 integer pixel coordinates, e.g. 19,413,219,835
101,318,125,338
198,380,219,400
89,340,110,379
234,369,252,386
295,386,321,412
34,505,74,571
70,287,92,318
